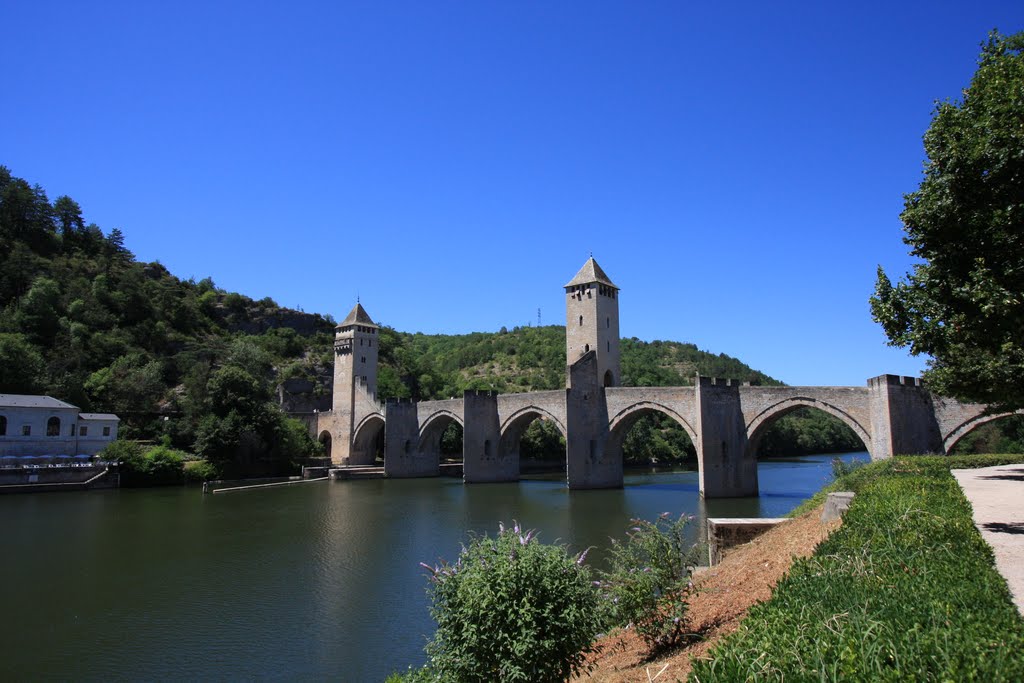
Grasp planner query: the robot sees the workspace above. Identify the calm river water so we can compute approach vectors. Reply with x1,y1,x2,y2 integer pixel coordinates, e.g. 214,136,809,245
0,452,865,681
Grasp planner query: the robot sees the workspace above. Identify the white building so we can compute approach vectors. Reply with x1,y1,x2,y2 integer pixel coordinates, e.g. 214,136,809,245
0,395,120,458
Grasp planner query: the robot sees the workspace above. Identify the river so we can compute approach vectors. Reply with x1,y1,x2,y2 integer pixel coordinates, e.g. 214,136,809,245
0,452,865,680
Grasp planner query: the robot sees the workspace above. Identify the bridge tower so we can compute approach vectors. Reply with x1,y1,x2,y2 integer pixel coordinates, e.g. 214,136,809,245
565,256,621,387
328,302,380,464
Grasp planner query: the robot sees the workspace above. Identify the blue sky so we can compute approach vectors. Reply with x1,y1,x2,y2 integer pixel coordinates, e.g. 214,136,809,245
3,1,1021,386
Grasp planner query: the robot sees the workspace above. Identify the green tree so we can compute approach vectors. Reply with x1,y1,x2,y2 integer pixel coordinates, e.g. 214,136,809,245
85,353,166,414
871,31,1024,409
0,333,46,393
53,195,85,250
16,277,62,346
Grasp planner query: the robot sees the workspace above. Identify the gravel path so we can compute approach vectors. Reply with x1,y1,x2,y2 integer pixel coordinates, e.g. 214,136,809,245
952,464,1024,616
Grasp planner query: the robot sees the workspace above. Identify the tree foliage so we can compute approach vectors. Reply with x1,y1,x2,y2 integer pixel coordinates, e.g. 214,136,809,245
871,31,1024,409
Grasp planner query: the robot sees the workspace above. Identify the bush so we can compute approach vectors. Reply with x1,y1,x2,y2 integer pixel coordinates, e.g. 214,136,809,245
99,439,145,468
101,440,187,486
143,444,186,482
831,455,867,479
422,522,601,682
598,513,698,651
183,459,219,483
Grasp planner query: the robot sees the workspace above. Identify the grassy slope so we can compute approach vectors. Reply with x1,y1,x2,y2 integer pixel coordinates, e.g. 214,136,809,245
691,455,1024,681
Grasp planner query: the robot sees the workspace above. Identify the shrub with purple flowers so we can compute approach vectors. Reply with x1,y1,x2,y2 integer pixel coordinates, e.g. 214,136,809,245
420,522,600,682
597,512,698,651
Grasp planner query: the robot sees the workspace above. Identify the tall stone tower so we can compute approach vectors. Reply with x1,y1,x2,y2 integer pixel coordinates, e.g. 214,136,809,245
565,257,620,387
333,302,379,412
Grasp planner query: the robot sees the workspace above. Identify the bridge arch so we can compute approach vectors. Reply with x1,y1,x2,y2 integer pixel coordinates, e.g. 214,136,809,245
317,430,332,460
943,412,1021,453
418,410,464,457
606,402,698,464
351,413,385,465
745,397,871,458
498,406,567,461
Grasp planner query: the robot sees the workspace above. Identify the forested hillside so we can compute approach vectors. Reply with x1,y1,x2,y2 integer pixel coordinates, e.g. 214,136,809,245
375,325,781,401
0,165,332,471
0,165,870,471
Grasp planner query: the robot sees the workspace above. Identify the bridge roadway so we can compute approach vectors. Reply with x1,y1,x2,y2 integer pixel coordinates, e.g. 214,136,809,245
319,352,1007,497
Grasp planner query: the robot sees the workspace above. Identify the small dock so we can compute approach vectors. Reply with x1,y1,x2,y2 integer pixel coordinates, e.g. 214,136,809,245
329,465,386,481
311,462,464,481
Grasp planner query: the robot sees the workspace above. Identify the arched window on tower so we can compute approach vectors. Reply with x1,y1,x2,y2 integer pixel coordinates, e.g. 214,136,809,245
47,416,61,437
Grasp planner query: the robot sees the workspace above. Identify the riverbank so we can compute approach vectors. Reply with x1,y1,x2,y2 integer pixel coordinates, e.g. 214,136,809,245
578,503,838,681
582,454,1024,681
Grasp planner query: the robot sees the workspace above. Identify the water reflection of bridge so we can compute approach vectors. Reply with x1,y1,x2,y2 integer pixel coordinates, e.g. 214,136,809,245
317,259,1012,497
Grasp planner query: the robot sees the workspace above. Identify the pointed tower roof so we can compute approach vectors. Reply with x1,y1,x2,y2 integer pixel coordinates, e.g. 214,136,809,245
338,302,378,328
564,257,617,289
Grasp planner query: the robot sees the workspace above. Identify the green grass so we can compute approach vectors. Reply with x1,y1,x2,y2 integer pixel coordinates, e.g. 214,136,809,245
690,454,1024,681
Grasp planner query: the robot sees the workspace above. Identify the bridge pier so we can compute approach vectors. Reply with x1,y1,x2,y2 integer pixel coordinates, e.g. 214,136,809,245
697,377,758,498
566,351,621,489
868,374,943,459
384,400,439,478
463,391,515,483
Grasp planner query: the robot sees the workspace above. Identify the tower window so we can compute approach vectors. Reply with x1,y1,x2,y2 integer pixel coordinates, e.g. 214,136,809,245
606,317,610,328
579,315,583,326
0,415,6,436
607,341,610,352
361,356,366,363
585,344,590,353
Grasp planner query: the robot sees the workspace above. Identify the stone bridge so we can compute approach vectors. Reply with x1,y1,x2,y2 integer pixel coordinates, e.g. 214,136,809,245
315,259,1014,497
318,351,1007,497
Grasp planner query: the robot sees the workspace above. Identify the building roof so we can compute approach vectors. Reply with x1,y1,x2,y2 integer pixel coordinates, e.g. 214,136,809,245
564,257,618,289
0,394,79,410
78,413,120,421
338,302,378,328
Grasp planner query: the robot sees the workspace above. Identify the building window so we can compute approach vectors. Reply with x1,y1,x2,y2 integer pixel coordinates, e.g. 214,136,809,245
47,416,61,436
80,426,88,437
361,356,366,363
103,426,111,437
579,315,583,326
584,344,590,353
607,341,610,352
0,415,6,436
22,425,31,436
606,317,610,328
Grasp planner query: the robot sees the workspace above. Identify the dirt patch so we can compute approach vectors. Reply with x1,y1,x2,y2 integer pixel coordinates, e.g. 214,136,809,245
576,507,839,682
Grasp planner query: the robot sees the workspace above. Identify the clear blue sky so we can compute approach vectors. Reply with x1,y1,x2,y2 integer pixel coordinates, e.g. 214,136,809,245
3,1,1021,386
